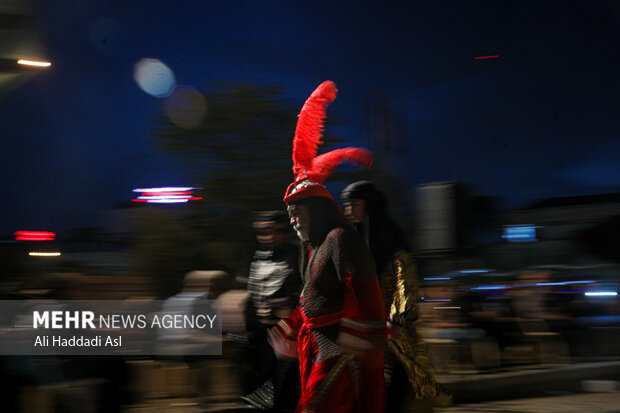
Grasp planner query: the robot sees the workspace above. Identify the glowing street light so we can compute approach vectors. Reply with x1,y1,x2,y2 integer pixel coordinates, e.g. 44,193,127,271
29,252,61,257
132,187,203,203
585,291,617,297
17,59,52,68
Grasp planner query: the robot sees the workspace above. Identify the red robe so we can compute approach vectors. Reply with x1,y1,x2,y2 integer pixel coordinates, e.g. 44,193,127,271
270,226,386,413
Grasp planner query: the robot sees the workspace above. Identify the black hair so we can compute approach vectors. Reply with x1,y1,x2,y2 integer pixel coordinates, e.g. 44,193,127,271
254,210,290,225
341,180,387,216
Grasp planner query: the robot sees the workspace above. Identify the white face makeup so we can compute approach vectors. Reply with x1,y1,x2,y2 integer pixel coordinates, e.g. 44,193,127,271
288,204,311,242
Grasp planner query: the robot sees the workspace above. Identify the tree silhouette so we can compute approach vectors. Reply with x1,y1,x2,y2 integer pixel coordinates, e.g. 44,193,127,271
136,83,354,294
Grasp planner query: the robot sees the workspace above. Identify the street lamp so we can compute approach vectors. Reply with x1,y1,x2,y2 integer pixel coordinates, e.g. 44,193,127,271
17,59,52,68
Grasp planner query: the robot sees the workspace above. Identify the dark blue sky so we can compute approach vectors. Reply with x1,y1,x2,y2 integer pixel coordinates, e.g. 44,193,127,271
2,1,620,235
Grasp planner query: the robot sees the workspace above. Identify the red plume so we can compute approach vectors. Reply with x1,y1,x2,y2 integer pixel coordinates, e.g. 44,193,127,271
292,80,338,178
285,80,374,204
308,148,373,184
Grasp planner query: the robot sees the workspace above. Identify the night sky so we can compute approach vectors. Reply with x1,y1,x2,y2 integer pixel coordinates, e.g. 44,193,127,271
2,1,620,235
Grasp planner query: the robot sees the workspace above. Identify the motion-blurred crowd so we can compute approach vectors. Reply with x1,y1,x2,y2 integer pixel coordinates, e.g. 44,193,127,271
0,181,618,413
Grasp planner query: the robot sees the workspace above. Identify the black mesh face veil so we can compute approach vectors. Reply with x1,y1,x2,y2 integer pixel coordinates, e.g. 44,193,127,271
341,181,410,274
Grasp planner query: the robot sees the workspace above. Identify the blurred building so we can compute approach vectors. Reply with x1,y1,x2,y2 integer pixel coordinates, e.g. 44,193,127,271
414,181,472,253
497,192,620,268
414,184,620,275
413,181,505,276
506,193,620,241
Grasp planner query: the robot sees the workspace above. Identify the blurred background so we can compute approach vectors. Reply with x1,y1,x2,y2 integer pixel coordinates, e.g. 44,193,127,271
0,0,619,411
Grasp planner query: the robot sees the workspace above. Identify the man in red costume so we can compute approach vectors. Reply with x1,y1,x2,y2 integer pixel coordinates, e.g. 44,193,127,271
267,81,386,413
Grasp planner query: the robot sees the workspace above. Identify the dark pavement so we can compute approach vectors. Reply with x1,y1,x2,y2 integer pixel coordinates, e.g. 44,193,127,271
438,360,620,403
122,361,620,412
436,391,620,413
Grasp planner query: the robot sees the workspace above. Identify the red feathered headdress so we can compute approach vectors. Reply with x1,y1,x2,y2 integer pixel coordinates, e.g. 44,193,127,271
283,81,373,204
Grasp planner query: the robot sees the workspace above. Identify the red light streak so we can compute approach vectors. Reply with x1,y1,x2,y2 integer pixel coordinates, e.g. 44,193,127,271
474,55,499,60
141,191,192,196
15,231,56,241
15,231,55,237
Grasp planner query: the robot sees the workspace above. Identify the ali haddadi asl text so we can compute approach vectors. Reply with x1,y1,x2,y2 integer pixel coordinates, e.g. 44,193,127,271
34,335,121,347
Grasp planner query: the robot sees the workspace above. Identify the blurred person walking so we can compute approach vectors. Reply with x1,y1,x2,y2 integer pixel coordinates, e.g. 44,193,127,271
240,211,302,412
268,81,386,412
158,270,227,355
341,180,450,412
